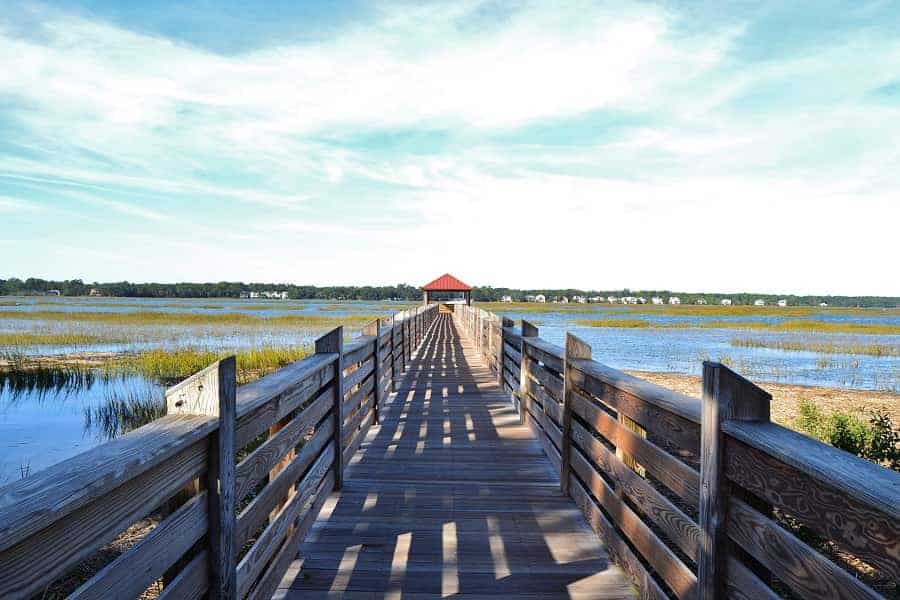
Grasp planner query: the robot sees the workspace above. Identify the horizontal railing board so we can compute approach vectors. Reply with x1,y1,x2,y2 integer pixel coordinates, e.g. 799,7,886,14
571,358,700,425
246,470,334,600
343,408,374,466
502,327,522,350
727,497,880,600
567,472,669,600
157,550,209,600
570,445,697,599
570,419,699,562
0,438,208,599
70,491,208,600
343,338,375,365
0,413,215,554
570,361,700,456
342,357,374,393
236,446,331,598
342,396,374,449
236,425,334,548
342,372,375,419
235,356,336,449
725,422,900,580
235,384,332,503
570,387,700,508
529,359,563,401
523,337,564,373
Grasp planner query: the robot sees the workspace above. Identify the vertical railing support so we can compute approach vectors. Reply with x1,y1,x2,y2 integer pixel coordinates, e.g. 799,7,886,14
561,333,591,495
518,320,538,425
699,361,771,599
316,327,344,490
165,356,237,599
364,318,382,425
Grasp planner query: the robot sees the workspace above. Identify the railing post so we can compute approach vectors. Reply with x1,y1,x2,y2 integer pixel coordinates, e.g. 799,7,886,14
316,327,344,490
165,356,237,599
390,315,398,393
699,361,771,600
519,320,538,426
561,334,591,495
364,319,382,425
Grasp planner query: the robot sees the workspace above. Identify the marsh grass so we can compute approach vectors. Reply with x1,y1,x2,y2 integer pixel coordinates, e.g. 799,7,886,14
84,386,166,440
731,338,900,357
0,309,376,328
573,317,900,335
0,332,117,346
115,345,313,384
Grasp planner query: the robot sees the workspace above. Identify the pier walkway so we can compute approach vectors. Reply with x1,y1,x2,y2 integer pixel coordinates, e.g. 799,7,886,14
276,313,633,598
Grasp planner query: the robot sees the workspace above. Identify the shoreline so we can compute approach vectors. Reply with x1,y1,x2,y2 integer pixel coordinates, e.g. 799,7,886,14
627,369,900,425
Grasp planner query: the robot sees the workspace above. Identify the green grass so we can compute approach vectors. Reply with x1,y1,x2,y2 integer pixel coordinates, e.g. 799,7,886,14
115,345,313,383
0,332,121,346
572,317,900,335
0,309,376,328
731,338,900,357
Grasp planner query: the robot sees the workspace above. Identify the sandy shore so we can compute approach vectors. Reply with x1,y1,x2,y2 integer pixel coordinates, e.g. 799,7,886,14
628,370,900,426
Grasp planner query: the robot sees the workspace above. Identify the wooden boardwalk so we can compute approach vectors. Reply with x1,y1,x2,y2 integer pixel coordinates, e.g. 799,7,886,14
275,313,633,599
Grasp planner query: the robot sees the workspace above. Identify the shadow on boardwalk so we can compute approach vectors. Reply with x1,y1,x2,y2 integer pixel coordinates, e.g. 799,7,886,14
276,313,633,599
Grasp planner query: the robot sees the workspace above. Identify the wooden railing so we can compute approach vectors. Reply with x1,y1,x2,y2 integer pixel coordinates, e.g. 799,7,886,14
454,304,899,600
0,304,438,600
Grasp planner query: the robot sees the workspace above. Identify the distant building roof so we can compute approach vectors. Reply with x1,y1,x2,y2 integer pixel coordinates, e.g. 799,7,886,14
422,273,472,292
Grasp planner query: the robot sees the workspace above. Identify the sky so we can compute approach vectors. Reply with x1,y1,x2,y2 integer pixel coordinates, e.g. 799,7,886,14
1,1,898,295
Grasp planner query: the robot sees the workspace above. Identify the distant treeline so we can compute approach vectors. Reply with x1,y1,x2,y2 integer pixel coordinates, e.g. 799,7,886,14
1,278,898,307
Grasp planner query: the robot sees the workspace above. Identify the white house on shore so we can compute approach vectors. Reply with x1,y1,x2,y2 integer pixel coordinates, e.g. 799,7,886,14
696,298,707,305
500,295,513,303
777,299,788,307
754,299,765,306
607,296,618,303
534,294,546,303
721,298,732,306
651,297,663,305
668,296,681,305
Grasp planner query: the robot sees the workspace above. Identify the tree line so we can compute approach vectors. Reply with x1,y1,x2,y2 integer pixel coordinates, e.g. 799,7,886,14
1,277,897,307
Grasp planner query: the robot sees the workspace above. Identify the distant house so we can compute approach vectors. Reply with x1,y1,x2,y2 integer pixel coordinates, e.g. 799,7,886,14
777,299,788,307
754,299,765,306
607,296,618,304
720,299,732,306
589,296,602,303
651,297,663,305
572,295,587,304
89,288,103,297
668,296,681,305
559,296,569,304
278,291,289,300
249,291,260,299
534,294,546,303
240,291,250,299
819,302,828,307
525,294,536,302
500,295,513,303
47,289,61,296
695,298,707,305
637,297,647,304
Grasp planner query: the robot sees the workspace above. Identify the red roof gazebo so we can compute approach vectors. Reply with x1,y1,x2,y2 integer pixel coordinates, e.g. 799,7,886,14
422,273,472,305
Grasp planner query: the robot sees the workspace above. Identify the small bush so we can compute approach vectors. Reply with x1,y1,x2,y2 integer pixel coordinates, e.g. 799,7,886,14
795,400,900,471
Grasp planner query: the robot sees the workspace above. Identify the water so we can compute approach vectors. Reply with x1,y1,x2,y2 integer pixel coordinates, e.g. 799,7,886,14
1,297,897,483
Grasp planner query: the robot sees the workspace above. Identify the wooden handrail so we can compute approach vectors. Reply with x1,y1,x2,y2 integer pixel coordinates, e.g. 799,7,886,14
452,303,899,600
0,304,439,600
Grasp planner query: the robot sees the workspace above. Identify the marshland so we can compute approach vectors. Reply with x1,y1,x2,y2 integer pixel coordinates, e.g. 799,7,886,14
1,294,897,483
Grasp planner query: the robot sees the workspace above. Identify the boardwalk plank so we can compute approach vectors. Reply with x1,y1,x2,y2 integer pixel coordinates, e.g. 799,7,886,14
276,314,634,599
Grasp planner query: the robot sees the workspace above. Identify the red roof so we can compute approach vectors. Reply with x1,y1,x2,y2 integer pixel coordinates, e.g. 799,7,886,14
422,273,472,291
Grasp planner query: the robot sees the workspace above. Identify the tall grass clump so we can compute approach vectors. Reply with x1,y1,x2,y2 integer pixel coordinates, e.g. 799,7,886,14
795,400,900,471
0,309,376,328
117,345,313,384
84,386,166,440
730,338,900,357
573,318,653,328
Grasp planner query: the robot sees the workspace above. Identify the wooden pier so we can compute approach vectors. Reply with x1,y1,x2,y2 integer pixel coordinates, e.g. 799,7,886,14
0,298,898,600
276,313,632,598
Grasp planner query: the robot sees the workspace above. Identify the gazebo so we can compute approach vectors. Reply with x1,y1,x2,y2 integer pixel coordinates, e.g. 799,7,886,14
422,273,472,306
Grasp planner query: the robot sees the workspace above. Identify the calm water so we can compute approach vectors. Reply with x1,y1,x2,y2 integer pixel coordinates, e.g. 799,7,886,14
1,298,898,483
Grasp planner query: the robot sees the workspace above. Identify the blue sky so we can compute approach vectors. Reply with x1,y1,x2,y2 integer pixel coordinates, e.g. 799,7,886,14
1,1,898,294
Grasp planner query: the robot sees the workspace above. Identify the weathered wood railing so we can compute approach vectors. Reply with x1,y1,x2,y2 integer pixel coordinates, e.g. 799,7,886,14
0,304,438,600
454,304,899,600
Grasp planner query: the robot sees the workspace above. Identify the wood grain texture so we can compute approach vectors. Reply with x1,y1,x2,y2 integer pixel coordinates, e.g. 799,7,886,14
209,355,237,600
278,313,634,599
562,333,592,495
316,326,344,491
70,492,208,600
